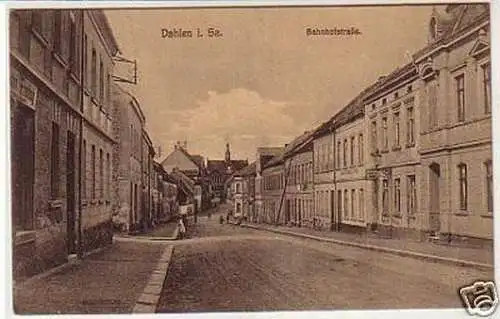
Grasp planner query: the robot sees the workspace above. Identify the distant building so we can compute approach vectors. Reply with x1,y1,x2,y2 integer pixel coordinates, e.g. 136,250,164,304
111,84,145,232
229,162,256,220
206,143,248,202
254,147,284,223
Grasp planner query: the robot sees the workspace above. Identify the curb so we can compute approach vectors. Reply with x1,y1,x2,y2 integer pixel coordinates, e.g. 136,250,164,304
240,223,494,271
132,245,175,313
115,226,179,242
14,245,110,290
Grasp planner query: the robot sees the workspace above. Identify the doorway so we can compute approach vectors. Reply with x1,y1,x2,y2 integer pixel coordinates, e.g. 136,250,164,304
429,163,441,233
12,103,35,231
66,131,77,254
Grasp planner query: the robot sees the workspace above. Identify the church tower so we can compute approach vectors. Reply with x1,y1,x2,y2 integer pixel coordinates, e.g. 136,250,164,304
225,143,231,163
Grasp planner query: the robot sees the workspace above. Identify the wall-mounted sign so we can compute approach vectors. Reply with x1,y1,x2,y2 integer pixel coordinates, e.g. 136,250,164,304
11,72,38,109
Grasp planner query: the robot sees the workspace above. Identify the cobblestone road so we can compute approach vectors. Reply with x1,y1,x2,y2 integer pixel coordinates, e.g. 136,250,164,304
157,214,493,312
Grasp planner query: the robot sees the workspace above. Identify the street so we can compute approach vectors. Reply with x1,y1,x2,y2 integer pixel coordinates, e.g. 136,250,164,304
157,214,493,312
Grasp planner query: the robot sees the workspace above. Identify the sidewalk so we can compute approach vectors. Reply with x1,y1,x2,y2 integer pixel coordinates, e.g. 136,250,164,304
239,222,494,270
13,240,171,314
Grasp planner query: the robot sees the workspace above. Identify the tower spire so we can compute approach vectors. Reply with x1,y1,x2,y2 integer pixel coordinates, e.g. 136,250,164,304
225,143,231,163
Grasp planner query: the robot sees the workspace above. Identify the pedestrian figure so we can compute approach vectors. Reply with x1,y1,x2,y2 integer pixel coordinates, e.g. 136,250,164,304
177,216,186,239
219,215,224,224
226,213,229,224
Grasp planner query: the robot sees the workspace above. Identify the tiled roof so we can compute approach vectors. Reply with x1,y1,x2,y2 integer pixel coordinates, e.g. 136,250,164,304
233,162,256,177
207,159,248,174
170,170,195,196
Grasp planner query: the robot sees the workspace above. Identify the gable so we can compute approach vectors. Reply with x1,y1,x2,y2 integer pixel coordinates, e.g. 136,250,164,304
469,37,489,59
161,149,199,173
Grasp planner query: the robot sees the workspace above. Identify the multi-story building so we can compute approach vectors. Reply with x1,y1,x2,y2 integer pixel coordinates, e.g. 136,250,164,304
230,162,256,220
261,154,285,224
254,147,283,223
141,129,155,228
364,65,421,238
111,84,145,232
282,132,314,228
10,9,119,278
413,4,491,243
80,10,119,250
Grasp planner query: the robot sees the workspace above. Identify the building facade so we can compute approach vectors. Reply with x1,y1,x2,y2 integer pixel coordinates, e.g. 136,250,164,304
261,156,285,224
111,84,145,232
141,129,155,228
283,134,314,228
413,4,491,242
254,147,283,223
364,65,421,238
230,163,256,220
10,9,119,278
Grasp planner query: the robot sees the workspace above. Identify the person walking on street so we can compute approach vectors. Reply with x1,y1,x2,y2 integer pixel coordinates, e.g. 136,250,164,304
177,216,186,239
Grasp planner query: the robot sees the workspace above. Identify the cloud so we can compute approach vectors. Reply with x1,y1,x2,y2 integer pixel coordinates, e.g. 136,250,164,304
164,88,301,160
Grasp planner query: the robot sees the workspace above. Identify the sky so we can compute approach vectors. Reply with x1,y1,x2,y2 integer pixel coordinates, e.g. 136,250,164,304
105,5,436,162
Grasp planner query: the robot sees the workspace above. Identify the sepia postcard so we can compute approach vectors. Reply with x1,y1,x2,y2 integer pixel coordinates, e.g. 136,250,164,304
6,1,498,318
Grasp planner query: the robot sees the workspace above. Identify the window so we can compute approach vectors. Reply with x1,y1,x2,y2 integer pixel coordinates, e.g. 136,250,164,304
371,121,377,152
428,84,438,128
337,141,341,168
343,139,348,168
407,107,415,146
482,63,491,114
91,145,96,199
82,140,86,199
236,182,241,193
99,59,104,102
394,178,401,213
394,112,400,148
407,85,412,93
382,98,387,105
344,190,349,219
91,48,97,96
394,91,399,99
371,103,376,110
382,179,389,213
486,161,493,212
351,189,355,219
53,10,62,54
358,134,364,165
407,175,416,216
350,136,355,166
99,149,104,197
50,122,60,199
456,74,465,122
382,117,388,150
458,164,468,210
69,16,78,75
83,35,88,86
359,188,364,221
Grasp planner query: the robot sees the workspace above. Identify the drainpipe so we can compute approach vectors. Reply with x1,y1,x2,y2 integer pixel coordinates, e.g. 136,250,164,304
77,10,85,259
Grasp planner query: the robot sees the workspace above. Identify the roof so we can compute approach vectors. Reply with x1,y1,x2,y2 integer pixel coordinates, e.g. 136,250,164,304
233,162,256,177
413,4,489,60
363,62,418,103
283,130,315,158
263,149,285,169
92,10,121,56
207,159,248,175
161,146,203,172
170,169,195,196
314,80,378,138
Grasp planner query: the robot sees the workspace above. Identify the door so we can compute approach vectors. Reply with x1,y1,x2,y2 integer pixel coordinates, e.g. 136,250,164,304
12,103,35,231
337,190,342,231
429,163,441,233
66,131,77,254
330,191,336,231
